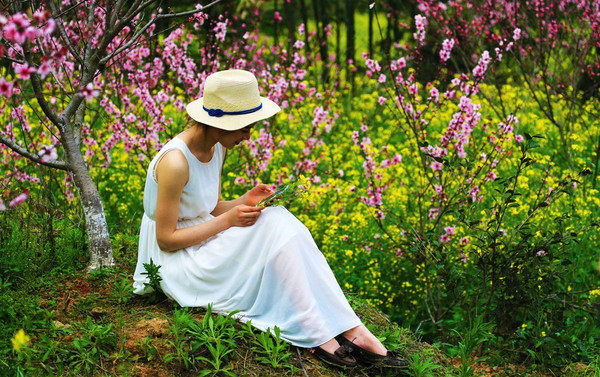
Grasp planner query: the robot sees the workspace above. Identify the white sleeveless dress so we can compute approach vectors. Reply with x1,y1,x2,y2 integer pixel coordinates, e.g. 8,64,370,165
132,137,362,347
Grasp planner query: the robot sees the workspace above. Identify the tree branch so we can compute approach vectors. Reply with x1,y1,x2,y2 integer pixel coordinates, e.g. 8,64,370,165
99,0,224,66
46,0,84,66
0,134,69,171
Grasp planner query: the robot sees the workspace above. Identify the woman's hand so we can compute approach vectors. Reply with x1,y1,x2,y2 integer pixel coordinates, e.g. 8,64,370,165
243,184,274,206
225,204,264,227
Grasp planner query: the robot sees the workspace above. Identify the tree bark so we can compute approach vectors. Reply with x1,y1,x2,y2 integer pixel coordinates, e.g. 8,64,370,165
345,0,356,93
298,0,311,57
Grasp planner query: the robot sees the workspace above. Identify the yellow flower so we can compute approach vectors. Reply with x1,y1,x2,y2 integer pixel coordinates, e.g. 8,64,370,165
11,329,30,352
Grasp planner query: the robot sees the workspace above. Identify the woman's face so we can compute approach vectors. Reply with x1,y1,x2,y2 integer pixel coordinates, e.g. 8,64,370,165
218,124,254,149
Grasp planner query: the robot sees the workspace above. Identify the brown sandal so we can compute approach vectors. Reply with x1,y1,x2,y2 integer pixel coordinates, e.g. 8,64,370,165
336,336,408,368
311,344,357,368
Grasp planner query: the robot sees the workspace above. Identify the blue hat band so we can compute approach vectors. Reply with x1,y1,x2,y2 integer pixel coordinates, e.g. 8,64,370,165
203,103,263,118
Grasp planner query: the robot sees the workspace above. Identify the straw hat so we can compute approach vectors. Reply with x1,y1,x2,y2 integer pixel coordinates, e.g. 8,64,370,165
186,69,281,131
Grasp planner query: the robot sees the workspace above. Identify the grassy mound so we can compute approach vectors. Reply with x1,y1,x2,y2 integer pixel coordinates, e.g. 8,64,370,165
6,264,452,376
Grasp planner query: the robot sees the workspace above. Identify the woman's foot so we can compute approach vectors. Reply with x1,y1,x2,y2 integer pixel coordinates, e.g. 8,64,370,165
336,335,408,368
342,325,387,355
338,325,408,368
311,338,356,368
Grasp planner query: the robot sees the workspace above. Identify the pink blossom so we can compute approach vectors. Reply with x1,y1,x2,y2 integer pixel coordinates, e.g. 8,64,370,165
440,234,450,242
38,60,52,78
460,237,469,245
14,63,35,80
409,83,418,96
429,87,439,102
397,57,406,69
213,21,227,42
413,14,427,44
298,24,305,34
515,134,524,143
431,161,443,171
234,177,246,186
439,38,454,62
513,28,522,41
440,50,450,61
0,77,13,97
434,185,443,195
39,145,57,162
24,26,40,40
469,186,480,202
9,193,28,207
378,96,387,105
460,252,467,263
0,199,5,211
82,83,99,101
274,11,282,23
444,226,456,236
428,208,439,220
486,171,497,181
391,154,402,164
536,250,547,256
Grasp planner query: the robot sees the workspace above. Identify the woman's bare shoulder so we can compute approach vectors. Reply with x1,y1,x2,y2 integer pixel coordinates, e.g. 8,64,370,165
155,148,189,184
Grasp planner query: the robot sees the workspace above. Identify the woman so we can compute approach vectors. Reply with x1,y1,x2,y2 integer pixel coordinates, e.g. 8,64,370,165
133,69,407,368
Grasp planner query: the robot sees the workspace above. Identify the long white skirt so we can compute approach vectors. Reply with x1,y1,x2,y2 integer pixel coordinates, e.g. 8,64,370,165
133,206,362,347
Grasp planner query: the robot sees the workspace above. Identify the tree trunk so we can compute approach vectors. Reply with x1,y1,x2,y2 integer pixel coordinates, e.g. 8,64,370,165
273,0,279,46
312,0,330,84
345,0,356,93
335,0,341,68
283,0,296,53
61,119,114,270
368,6,373,57
298,0,311,57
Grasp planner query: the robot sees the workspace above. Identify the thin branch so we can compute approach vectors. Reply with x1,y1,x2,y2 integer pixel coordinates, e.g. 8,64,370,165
28,67,62,126
46,0,84,65
0,134,69,171
122,0,147,22
100,0,225,65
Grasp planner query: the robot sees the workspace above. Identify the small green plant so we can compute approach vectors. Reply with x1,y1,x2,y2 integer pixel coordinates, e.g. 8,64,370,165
137,336,158,362
141,258,167,304
164,308,195,368
446,315,495,377
250,326,296,371
111,277,133,305
66,316,117,375
407,352,442,377
187,305,240,376
88,267,113,282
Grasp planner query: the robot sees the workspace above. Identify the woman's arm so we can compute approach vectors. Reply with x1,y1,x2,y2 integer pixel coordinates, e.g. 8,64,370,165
210,148,273,216
211,184,274,216
154,150,264,252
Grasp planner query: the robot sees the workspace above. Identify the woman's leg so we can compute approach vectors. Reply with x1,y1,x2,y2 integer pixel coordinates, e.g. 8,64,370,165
318,338,343,353
342,325,388,355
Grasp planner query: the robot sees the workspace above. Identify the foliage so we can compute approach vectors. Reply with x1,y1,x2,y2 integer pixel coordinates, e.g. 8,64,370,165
140,258,167,304
1,0,599,372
